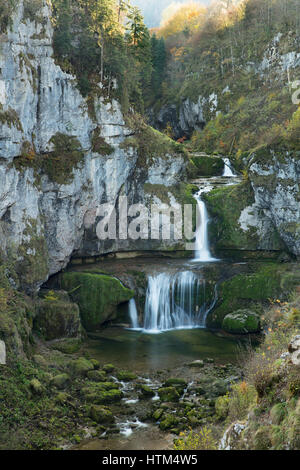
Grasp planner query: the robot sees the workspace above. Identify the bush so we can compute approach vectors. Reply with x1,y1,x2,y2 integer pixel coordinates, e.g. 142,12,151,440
174,427,217,450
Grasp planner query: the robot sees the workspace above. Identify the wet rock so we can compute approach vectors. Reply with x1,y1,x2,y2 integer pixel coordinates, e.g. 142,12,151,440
70,357,94,377
139,385,155,398
116,371,137,382
188,360,204,368
158,387,180,402
103,364,115,373
87,370,107,382
222,310,261,334
164,378,187,388
89,405,115,425
82,382,123,404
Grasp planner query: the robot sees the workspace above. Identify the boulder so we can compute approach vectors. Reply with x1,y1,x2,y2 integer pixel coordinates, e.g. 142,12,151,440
61,273,134,331
51,373,70,389
87,370,107,382
89,405,115,425
222,310,261,334
71,357,94,377
158,386,180,402
34,297,82,341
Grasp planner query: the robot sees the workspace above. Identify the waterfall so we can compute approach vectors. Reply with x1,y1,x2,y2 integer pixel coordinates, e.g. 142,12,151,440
128,298,140,329
193,189,217,262
223,158,236,177
143,271,215,333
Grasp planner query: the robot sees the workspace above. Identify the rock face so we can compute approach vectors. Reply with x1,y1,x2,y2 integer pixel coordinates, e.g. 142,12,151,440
0,1,189,292
248,149,300,257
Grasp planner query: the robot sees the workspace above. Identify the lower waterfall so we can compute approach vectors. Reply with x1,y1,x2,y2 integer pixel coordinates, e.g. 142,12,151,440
143,271,217,333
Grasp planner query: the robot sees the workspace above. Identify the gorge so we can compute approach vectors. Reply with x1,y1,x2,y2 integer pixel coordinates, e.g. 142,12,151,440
0,0,299,452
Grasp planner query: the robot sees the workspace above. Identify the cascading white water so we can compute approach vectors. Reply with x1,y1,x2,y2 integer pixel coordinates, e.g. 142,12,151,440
143,271,215,333
223,158,236,177
128,298,140,329
193,188,217,262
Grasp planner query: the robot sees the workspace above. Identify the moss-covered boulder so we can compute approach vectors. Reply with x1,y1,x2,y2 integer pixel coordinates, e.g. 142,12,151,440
51,373,70,389
158,386,180,402
61,272,134,331
159,413,180,431
34,296,82,341
116,371,137,382
103,363,115,373
190,155,224,177
89,405,115,425
82,382,122,404
87,370,107,382
222,310,261,334
138,385,155,398
70,357,94,377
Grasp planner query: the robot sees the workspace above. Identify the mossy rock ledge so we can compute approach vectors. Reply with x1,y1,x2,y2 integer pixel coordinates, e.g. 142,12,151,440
61,272,134,331
190,155,224,177
222,310,261,334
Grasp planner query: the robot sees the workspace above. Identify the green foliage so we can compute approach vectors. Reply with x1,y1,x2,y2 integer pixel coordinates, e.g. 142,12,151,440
174,427,217,450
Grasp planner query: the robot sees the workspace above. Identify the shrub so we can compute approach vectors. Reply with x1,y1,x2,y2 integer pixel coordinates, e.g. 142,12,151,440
174,427,217,450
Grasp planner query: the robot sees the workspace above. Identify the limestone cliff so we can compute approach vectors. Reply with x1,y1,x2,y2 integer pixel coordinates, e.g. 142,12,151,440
0,0,190,291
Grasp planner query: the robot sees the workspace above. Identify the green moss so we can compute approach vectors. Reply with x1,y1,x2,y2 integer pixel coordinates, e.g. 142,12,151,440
70,357,94,377
86,370,107,382
43,133,85,184
159,413,179,431
0,0,18,33
23,0,45,24
222,310,260,334
207,263,294,329
50,373,70,390
49,338,82,354
0,106,23,131
190,155,224,177
203,181,259,251
15,219,49,291
61,272,134,331
116,370,137,382
91,128,114,155
158,386,180,402
89,405,115,425
34,299,82,341
121,117,188,167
